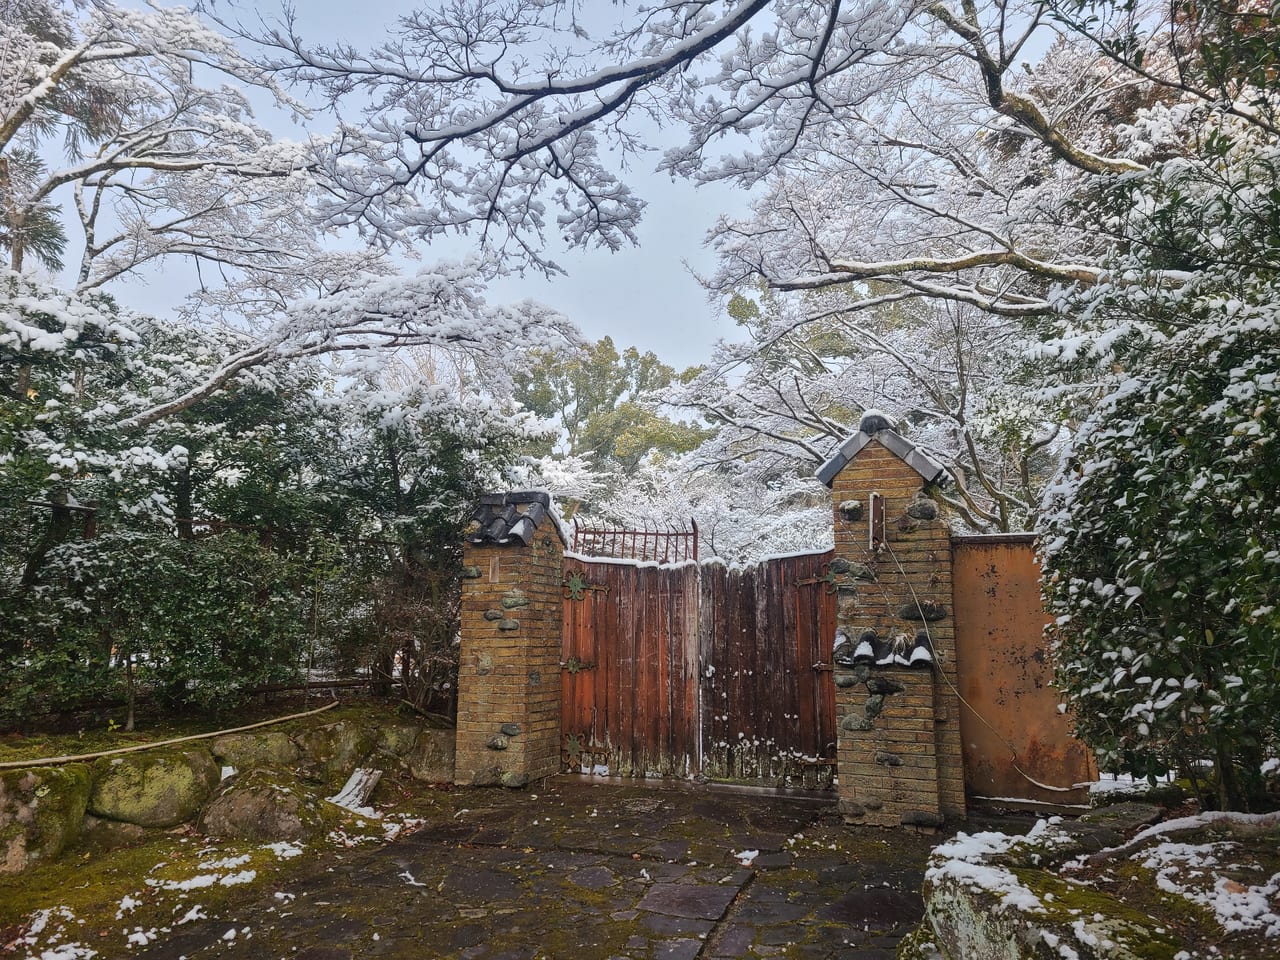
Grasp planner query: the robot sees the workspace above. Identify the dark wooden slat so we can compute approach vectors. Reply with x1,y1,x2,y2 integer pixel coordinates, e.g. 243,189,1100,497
781,555,802,765
819,549,837,763
600,563,617,771
795,555,819,761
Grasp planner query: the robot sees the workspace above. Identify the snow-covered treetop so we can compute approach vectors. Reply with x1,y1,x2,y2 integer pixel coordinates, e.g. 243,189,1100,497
0,0,329,313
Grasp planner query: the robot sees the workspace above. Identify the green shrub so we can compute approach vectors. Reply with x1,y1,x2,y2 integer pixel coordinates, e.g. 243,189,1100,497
1,531,307,720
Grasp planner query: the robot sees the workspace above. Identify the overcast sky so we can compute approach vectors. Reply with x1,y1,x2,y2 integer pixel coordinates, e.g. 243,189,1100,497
92,0,755,370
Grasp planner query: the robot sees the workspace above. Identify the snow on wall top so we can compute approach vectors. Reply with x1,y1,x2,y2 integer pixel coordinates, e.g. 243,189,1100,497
815,411,947,489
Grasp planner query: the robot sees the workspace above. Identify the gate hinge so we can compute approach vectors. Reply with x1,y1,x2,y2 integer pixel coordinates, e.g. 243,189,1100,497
563,571,609,601
794,564,838,594
561,656,596,674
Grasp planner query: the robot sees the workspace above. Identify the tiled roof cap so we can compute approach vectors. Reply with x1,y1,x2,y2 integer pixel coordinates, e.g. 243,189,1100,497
467,491,565,548
815,414,948,488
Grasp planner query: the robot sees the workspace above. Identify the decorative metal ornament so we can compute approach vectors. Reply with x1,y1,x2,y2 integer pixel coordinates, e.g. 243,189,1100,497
563,571,608,600
562,656,596,674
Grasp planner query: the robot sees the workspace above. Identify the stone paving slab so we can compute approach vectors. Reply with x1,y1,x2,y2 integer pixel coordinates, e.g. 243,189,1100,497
131,777,941,959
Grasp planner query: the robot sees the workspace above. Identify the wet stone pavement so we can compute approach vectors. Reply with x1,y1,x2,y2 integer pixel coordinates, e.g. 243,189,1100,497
135,777,942,960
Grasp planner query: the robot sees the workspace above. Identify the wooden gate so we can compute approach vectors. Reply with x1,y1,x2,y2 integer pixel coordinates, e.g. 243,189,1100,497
560,552,837,787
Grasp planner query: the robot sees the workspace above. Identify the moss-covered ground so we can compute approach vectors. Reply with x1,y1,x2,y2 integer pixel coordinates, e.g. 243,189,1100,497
1055,821,1280,960
4,701,948,958
3,771,942,959
2,754,451,957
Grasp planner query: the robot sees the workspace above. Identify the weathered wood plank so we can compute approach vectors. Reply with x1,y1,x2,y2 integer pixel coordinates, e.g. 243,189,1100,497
561,551,835,787
327,768,382,811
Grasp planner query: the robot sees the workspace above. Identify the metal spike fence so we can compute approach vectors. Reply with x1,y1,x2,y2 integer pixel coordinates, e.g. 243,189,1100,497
570,518,698,563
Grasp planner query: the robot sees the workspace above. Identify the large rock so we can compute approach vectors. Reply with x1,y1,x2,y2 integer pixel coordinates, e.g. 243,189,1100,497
89,747,219,827
406,728,455,783
923,864,1183,960
1078,801,1163,833
375,722,421,760
210,731,300,770
917,821,1185,960
80,814,147,853
294,721,378,784
0,764,93,874
198,769,327,843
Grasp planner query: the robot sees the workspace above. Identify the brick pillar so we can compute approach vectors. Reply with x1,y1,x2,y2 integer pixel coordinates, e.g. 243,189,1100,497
455,492,564,788
819,416,966,828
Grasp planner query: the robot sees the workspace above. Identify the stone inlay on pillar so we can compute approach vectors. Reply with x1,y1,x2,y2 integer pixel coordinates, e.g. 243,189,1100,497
455,492,565,788
817,411,966,828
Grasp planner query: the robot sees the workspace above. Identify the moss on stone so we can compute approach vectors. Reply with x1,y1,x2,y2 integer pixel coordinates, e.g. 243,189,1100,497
896,923,946,959
1009,867,1186,959
374,722,421,765
0,763,93,873
199,768,327,842
294,720,379,786
89,747,219,827
210,731,300,769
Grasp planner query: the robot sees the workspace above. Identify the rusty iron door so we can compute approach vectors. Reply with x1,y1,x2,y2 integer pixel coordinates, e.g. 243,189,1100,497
560,553,836,787
951,535,1096,806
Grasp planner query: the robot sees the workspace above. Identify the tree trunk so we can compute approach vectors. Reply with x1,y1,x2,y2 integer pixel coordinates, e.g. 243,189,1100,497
1214,733,1246,812
125,656,136,732
19,493,75,591
175,467,195,540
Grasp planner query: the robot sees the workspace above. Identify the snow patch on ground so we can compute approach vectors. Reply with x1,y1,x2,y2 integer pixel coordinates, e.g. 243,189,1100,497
398,870,427,887
33,945,97,960
263,841,304,859
1086,772,1175,795
11,907,97,960
124,928,157,947
145,873,219,892
114,895,141,920
1136,835,1280,937
199,854,251,871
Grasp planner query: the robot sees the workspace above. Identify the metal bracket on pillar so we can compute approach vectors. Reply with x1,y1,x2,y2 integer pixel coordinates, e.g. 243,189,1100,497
869,492,886,549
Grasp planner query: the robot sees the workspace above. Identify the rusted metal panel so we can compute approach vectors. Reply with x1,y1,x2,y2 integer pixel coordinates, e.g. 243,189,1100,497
561,552,836,788
952,536,1097,806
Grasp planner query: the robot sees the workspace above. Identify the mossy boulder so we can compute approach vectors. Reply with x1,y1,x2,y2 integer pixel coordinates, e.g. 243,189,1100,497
89,747,219,828
0,764,93,874
375,722,421,762
924,865,1184,960
917,821,1189,960
198,768,331,843
294,720,378,785
210,731,300,770
406,728,455,783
